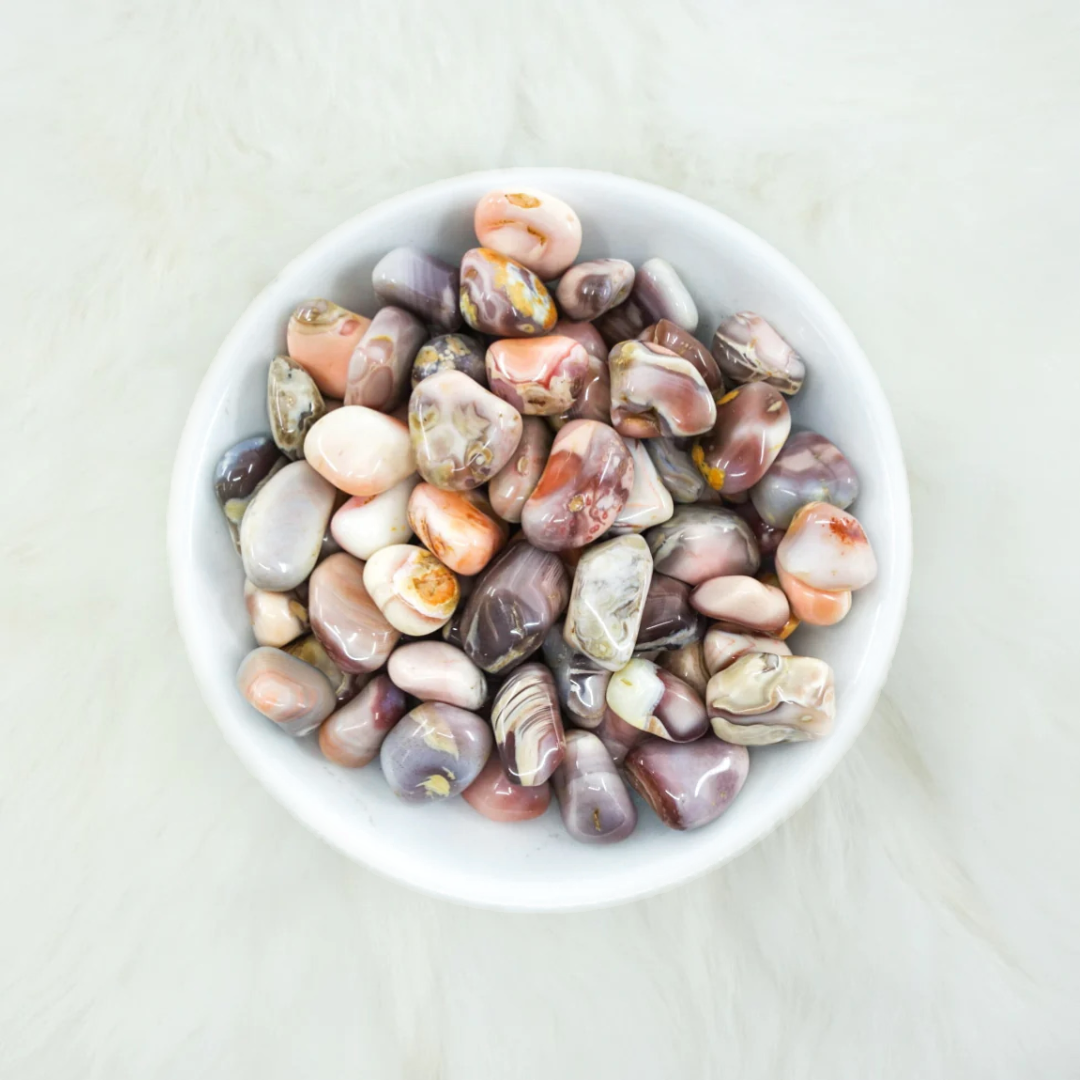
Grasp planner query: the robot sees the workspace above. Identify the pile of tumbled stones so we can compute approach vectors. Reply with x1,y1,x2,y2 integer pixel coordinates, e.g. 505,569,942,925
214,185,877,842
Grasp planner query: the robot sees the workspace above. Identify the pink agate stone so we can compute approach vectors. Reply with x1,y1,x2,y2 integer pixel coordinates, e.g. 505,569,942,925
474,187,582,279
776,501,877,593
520,419,634,551
286,299,371,400
462,755,551,822
485,335,590,416
609,340,716,439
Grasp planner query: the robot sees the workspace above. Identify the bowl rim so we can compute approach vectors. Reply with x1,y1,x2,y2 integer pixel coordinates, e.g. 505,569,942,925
167,167,912,911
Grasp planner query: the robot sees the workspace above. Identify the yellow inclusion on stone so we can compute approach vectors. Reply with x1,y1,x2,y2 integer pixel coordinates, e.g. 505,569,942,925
420,774,451,797
691,443,725,491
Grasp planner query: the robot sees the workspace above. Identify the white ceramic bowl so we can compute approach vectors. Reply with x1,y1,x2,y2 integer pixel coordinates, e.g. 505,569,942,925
168,168,911,912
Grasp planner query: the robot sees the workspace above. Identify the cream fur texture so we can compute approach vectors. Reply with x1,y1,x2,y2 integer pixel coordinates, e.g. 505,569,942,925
2,0,1079,1076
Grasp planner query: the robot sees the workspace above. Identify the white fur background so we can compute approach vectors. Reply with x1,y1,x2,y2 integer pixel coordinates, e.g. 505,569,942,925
3,1,1079,1076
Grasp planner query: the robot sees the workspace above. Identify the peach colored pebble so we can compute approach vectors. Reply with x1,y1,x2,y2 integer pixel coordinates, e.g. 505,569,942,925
286,299,371,399
474,187,582,279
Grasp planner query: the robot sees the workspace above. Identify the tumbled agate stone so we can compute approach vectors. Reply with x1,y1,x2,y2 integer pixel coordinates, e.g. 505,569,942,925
459,247,557,337
411,332,487,388
711,312,805,395
645,505,760,585
491,662,566,787
553,730,637,844
474,187,582,279
286,299,370,399
236,646,336,736
409,370,523,491
609,340,716,439
707,653,836,745
380,702,493,803
462,756,551,822
521,419,634,551
240,460,336,591
488,417,552,524
751,431,858,529
318,674,408,767
459,541,570,674
776,501,877,593
625,736,749,831
564,534,653,672
555,258,635,321
542,622,611,729
387,642,487,711
693,382,791,495
372,247,461,333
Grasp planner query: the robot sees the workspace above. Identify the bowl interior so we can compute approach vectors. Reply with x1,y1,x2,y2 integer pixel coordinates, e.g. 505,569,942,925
168,168,910,911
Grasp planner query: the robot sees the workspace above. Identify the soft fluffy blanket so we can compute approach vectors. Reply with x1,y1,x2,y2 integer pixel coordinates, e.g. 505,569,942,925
2,1,1078,1076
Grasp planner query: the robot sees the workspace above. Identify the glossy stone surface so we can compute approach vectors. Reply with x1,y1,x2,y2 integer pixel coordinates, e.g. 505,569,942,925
283,633,356,702
693,382,792,494
308,552,400,673
639,319,724,398
521,419,634,551
625,735,749,831
703,627,792,676
380,702,493,803
304,405,416,497
751,431,859,529
485,335,589,417
372,247,461,332
491,663,566,786
609,340,716,439
286,299,371,399
656,640,710,698
564,534,653,671
549,350,611,430
473,187,582,279
632,257,698,330
776,501,878,592
488,417,552,524
606,658,708,742
610,437,674,534
555,258,635,320
593,295,648,347
553,730,637,844
690,574,791,635
460,541,570,674
267,355,325,460
731,500,785,559
240,460,337,590
330,475,419,561
214,435,285,547
318,674,408,767
634,572,706,652
707,652,836,745
541,622,611,729
409,370,523,491
244,579,308,648
552,318,607,361
711,312,805,394
406,483,507,576
344,305,427,412
362,544,459,636
591,708,645,765
388,641,487,710
462,756,552,822
459,247,557,337
411,332,487,388
644,436,706,504
777,563,852,626
236,646,336,736
645,505,760,585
